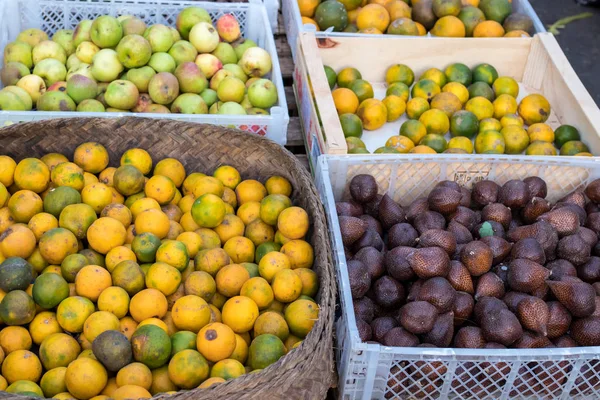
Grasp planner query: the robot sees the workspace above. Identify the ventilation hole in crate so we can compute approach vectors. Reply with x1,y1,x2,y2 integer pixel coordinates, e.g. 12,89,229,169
570,360,600,397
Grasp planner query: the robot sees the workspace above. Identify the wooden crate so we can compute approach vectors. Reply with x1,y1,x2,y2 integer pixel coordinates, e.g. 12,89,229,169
294,32,600,169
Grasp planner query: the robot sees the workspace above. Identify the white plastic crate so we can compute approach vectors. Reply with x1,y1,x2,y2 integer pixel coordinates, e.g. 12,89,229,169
0,0,289,144
283,0,546,61
315,153,600,400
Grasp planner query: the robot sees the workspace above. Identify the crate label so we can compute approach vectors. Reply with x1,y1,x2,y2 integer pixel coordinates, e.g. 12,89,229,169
452,169,491,186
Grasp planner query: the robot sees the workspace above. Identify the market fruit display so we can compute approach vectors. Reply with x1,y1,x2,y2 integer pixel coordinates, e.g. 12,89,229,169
299,0,534,37
337,174,600,394
327,62,592,156
0,8,278,116
0,143,318,398
338,174,600,347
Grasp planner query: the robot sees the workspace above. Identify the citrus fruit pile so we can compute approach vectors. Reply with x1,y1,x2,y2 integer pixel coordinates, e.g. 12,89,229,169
0,7,278,117
299,0,534,38
0,142,319,399
326,62,592,156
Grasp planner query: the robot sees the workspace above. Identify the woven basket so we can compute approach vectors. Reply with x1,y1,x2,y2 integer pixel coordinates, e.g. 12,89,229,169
0,117,335,400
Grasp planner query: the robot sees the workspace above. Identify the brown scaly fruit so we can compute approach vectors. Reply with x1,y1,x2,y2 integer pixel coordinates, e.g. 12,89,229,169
587,202,600,214
578,226,598,248
449,206,477,231
372,276,405,308
406,280,424,302
482,203,512,229
586,212,600,234
460,241,493,277
378,194,406,230
516,296,550,336
349,174,378,203
492,263,509,286
558,190,586,209
447,221,473,244
510,237,546,265
352,230,384,252
363,194,383,218
406,197,429,222
474,272,505,300
480,308,523,346
474,297,507,324
578,256,600,283
406,247,451,279
416,277,456,313
423,312,454,347
398,301,438,334
347,259,371,299
547,280,596,317
546,301,572,339
473,220,505,239
522,197,551,224
553,335,577,347
428,186,462,215
471,180,500,207
585,178,600,203
354,247,385,280
387,222,418,248
413,211,446,235
339,216,367,246
513,331,551,348
480,236,512,265
537,208,580,237
353,296,379,323
447,260,474,293
385,247,416,281
547,259,577,281
382,327,419,347
336,201,363,217
503,291,529,313
571,317,600,346
524,176,548,198
498,180,531,208
418,229,456,255
459,187,471,208
357,318,373,341
508,258,550,294
453,291,474,326
359,215,383,236
371,317,398,343
453,326,486,348
557,234,591,266
553,202,586,226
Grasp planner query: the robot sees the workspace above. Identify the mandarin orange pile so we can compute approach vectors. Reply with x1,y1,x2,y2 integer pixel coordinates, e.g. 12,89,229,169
0,142,319,399
300,0,533,38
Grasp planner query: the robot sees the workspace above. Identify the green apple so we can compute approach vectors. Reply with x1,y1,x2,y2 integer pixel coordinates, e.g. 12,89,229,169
174,62,207,94
121,16,147,36
91,49,123,82
218,101,246,115
132,93,153,112
77,99,106,112
222,63,247,83
248,78,278,109
212,42,237,65
232,38,257,60
32,40,66,65
4,41,33,69
126,66,156,92
170,27,181,42
75,41,100,64
3,86,32,110
36,91,76,111
52,29,75,56
104,80,139,110
148,52,176,74
144,24,174,53
171,93,207,114
33,59,67,86
168,40,197,66
17,74,46,103
217,76,245,103
176,7,211,39
144,104,170,113
90,16,123,48
47,81,67,92
209,69,233,91
1,62,30,86
239,47,272,77
0,89,29,110
73,20,93,47
66,63,94,81
66,53,82,70
194,54,222,79
116,34,152,69
148,72,179,105
189,22,219,53
66,74,98,104
17,28,49,47
200,89,217,107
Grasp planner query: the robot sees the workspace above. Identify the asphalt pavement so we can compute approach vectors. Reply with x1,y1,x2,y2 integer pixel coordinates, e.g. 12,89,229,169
529,0,600,105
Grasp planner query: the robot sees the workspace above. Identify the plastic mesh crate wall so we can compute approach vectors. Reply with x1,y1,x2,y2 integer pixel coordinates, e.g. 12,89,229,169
284,0,546,61
315,154,600,400
0,0,289,144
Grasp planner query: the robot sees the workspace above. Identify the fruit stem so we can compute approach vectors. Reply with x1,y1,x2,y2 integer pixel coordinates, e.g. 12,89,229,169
547,12,593,35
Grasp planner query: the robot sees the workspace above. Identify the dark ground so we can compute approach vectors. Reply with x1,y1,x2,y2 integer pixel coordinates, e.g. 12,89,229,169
529,0,600,105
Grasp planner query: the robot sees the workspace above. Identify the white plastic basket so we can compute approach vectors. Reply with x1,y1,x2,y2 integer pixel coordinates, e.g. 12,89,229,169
0,0,289,144
315,153,600,400
283,0,546,61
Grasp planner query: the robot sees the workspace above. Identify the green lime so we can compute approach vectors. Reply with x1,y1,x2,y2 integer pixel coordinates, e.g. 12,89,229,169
475,130,505,154
400,120,427,144
386,82,410,102
420,134,448,153
324,65,337,89
349,79,374,103
348,147,370,154
554,125,580,149
560,140,589,156
340,113,363,138
468,82,495,101
445,63,473,86
346,137,366,152
374,147,401,154
472,63,499,86
450,110,479,138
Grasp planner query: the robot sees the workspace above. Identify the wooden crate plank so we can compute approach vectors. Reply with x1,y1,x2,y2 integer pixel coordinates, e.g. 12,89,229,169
285,86,297,115
286,117,303,147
